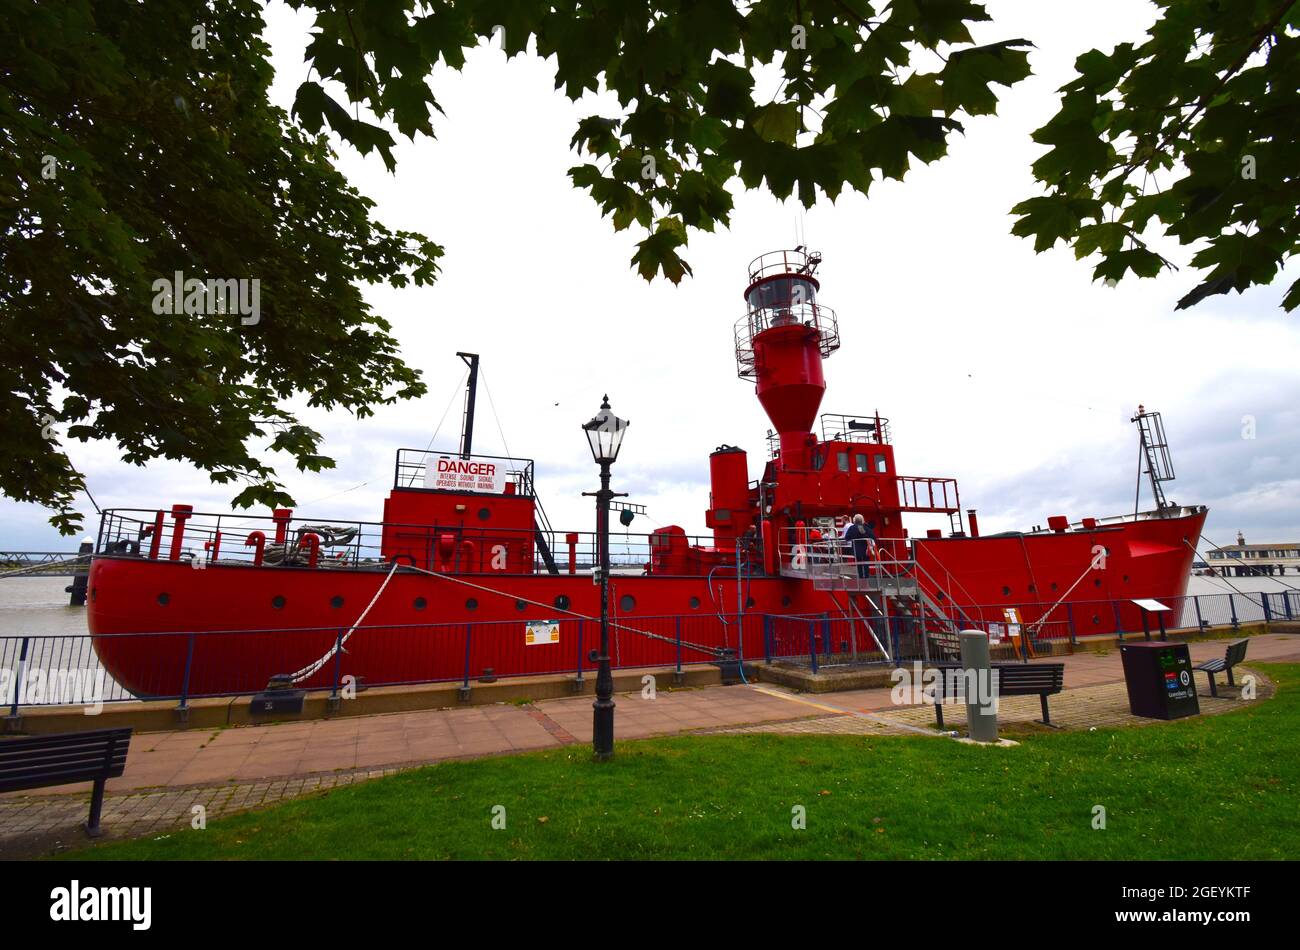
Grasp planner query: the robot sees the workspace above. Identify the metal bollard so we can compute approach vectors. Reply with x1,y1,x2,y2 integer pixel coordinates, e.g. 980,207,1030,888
959,630,998,743
66,539,93,607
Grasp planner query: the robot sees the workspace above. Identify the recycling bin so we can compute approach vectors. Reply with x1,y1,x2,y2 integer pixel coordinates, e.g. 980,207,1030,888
1119,641,1200,720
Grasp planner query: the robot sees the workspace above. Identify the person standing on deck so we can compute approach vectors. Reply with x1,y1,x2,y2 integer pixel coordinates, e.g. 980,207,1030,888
841,514,876,578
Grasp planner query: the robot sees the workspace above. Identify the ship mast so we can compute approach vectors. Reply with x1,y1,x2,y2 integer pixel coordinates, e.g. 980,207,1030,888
457,352,479,459
1131,404,1176,513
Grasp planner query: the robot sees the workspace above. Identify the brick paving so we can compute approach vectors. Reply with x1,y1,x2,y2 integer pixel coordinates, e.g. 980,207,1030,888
0,767,400,859
711,666,1273,737
3,633,1297,858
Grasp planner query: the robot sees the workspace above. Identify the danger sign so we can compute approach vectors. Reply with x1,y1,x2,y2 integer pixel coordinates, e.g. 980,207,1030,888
425,454,508,494
525,620,559,646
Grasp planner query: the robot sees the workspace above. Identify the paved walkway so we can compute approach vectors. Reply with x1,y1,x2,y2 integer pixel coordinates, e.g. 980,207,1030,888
4,633,1298,858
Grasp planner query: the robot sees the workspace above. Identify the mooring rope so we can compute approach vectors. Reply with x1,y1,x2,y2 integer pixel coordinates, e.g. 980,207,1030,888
400,563,727,659
1186,535,1300,595
1025,557,1101,637
286,560,402,684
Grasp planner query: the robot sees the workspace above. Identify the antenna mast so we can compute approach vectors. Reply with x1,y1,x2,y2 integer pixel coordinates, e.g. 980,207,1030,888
457,352,479,458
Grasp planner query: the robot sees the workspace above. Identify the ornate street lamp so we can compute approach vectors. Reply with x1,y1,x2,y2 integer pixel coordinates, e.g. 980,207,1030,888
582,395,628,761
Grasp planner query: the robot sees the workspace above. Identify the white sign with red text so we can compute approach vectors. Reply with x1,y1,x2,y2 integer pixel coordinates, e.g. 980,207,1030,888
425,454,508,494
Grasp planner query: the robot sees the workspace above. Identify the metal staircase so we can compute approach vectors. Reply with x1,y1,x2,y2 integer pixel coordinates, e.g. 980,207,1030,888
532,494,559,575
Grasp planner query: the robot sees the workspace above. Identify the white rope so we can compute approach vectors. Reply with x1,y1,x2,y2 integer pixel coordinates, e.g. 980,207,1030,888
287,560,402,683
1026,558,1099,636
402,563,725,658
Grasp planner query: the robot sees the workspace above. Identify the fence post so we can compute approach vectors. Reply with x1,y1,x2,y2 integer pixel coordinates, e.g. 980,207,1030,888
919,610,930,664
763,615,772,663
6,636,30,722
1262,593,1272,623
458,623,472,701
1286,592,1295,621
1066,602,1077,645
822,613,832,663
1111,600,1124,642
808,620,819,674
328,628,344,712
1194,595,1204,630
674,616,684,684
574,620,585,692
175,632,196,723
1229,593,1239,630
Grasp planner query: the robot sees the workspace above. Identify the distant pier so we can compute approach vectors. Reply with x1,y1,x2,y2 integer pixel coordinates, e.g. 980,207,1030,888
0,551,91,578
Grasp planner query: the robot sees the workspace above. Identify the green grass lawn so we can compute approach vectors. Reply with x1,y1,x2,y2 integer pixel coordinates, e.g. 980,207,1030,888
65,663,1300,860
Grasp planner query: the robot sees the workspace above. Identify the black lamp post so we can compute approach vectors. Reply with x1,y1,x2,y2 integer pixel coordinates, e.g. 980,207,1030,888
582,395,629,761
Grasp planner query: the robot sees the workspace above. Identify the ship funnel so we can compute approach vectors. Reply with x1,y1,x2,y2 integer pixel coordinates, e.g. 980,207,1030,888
734,249,841,469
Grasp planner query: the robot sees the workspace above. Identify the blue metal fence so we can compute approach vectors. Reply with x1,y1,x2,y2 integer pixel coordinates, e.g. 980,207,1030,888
2,591,1295,712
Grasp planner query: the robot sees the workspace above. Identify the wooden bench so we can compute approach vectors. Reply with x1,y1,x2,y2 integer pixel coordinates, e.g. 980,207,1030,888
932,663,1066,728
1194,639,1249,697
0,728,132,837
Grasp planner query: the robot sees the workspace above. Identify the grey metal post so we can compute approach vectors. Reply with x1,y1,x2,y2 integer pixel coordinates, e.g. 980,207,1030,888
959,629,998,743
66,539,93,606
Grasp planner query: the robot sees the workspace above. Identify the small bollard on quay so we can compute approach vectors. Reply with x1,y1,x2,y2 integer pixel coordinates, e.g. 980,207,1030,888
959,629,999,743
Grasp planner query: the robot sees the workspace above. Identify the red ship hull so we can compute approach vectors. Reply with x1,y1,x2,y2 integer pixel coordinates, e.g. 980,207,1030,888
87,507,1204,697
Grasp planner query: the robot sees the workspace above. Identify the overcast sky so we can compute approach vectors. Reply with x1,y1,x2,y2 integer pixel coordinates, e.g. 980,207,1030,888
4,0,1297,554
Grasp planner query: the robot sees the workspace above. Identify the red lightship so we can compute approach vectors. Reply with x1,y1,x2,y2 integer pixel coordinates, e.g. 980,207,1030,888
87,249,1206,697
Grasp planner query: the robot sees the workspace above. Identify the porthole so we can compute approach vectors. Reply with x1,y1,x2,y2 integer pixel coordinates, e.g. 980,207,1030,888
1050,582,1058,591
1092,614,1101,625
689,596,701,610
1122,574,1129,583
413,597,427,611
554,594,571,610
1001,586,1011,597
619,594,636,613
515,599,527,612
272,595,286,609
781,595,791,607
478,507,491,521
330,595,344,609
1094,578,1102,588
465,598,478,610
157,592,170,606
1027,584,1036,593
746,596,756,608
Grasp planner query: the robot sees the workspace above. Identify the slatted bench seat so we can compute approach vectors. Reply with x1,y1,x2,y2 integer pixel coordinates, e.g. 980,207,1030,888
1194,639,1249,697
932,663,1066,728
927,629,962,661
0,727,132,837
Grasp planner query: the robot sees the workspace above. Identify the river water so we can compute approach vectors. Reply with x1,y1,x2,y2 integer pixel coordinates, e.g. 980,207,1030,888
0,578,118,706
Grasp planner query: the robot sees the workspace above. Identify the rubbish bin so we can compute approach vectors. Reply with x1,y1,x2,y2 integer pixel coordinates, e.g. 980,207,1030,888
1119,641,1200,720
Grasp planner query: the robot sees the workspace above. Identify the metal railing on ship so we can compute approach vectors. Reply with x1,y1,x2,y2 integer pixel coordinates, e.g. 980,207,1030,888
94,507,714,577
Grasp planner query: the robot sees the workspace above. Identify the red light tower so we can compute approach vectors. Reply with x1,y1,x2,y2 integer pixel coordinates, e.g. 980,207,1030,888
734,248,840,470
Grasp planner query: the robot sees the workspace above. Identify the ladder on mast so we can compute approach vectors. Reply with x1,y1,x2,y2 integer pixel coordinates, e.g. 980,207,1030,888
1131,405,1176,511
